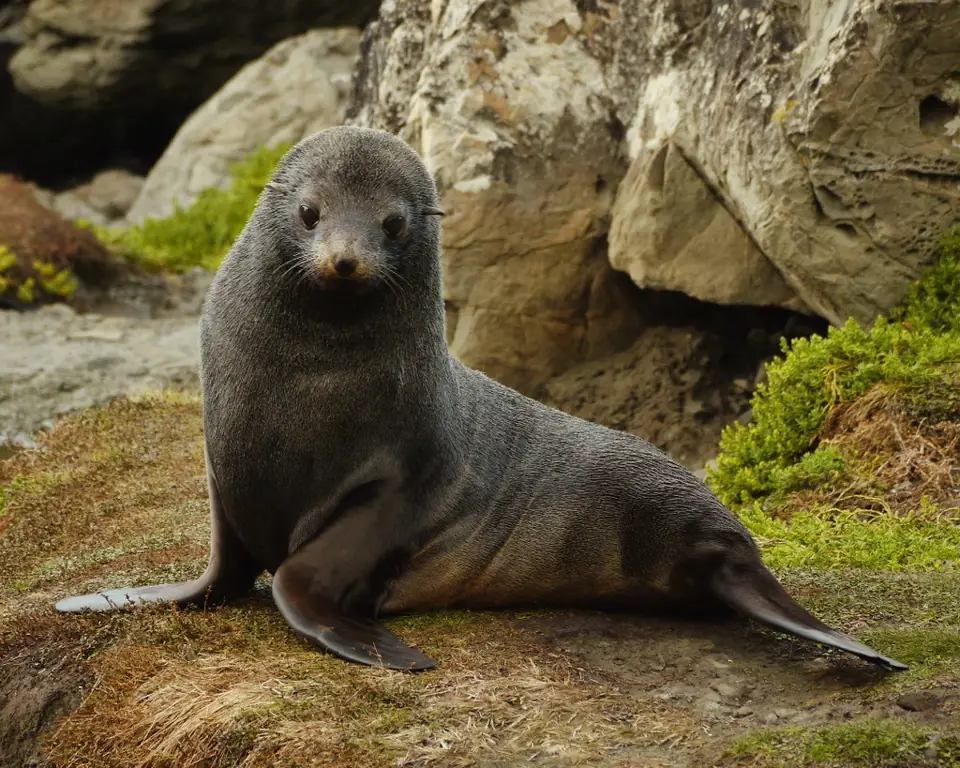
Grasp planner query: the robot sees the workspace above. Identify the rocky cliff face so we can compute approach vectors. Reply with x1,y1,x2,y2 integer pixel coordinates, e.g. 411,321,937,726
349,0,644,392
0,0,380,184
347,0,960,386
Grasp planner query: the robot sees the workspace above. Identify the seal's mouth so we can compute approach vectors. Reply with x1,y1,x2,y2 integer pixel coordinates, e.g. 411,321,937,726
306,272,379,294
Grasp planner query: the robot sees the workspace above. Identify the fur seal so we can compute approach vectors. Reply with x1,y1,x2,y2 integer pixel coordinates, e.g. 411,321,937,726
56,126,907,673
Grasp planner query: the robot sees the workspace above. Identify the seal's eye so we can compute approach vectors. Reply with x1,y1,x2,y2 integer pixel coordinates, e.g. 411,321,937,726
382,214,406,240
299,204,319,230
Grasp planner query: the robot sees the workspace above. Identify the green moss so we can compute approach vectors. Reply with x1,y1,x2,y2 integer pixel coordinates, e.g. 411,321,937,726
725,721,960,767
708,226,960,510
806,721,945,765
861,627,960,669
779,569,960,631
724,727,805,764
742,504,960,571
893,225,960,334
85,143,290,273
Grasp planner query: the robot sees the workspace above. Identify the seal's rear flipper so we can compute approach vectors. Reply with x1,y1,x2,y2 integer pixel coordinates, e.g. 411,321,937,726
710,559,908,672
56,445,261,613
272,557,436,672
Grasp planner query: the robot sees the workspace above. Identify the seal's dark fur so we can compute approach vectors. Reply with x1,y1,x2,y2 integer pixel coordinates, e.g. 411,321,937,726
57,127,906,672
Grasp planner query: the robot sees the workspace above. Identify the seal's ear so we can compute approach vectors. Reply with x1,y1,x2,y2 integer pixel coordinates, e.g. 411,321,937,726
423,207,445,217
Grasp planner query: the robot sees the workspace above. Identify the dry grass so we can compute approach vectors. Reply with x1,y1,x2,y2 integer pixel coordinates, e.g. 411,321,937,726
38,610,698,767
777,384,960,520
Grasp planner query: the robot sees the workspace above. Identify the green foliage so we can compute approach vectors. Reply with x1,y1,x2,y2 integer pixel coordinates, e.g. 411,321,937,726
710,321,960,507
708,225,960,509
893,225,960,334
770,445,847,502
725,721,960,767
741,504,960,571
0,245,79,303
33,259,79,298
0,244,15,272
86,143,290,273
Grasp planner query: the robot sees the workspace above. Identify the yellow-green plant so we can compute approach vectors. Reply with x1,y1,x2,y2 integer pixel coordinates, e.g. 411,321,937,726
708,226,960,509
86,143,290,273
0,246,79,303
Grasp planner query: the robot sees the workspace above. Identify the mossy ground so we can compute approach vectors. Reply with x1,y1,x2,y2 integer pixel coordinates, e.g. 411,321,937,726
724,720,960,767
1,395,959,767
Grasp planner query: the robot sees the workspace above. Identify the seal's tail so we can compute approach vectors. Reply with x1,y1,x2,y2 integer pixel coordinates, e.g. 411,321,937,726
710,558,908,671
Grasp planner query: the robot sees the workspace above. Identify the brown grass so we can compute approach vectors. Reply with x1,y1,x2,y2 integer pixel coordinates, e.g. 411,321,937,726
38,608,698,767
0,392,209,599
777,384,960,520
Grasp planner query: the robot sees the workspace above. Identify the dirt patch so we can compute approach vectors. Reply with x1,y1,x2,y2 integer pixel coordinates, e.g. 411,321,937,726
0,612,108,768
541,295,824,470
0,654,87,767
542,326,747,470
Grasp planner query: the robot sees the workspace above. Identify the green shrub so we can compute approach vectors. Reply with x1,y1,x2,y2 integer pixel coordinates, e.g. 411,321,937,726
708,226,960,509
85,143,290,273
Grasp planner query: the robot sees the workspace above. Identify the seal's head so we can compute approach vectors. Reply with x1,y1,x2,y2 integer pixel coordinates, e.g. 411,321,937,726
258,126,444,295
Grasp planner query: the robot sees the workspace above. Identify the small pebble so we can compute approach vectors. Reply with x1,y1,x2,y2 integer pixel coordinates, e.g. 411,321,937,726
735,706,754,717
897,692,938,712
711,681,742,698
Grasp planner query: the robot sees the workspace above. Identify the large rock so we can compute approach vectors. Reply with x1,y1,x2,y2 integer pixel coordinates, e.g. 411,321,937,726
609,141,803,311
349,0,643,392
8,0,376,112
349,0,960,389
0,0,379,185
608,0,960,325
42,169,145,227
128,28,361,223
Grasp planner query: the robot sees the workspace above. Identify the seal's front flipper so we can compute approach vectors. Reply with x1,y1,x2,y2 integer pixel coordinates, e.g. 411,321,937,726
56,445,261,613
711,558,908,672
272,555,436,671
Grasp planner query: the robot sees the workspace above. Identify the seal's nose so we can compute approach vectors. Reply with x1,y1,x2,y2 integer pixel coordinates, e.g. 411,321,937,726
334,257,357,277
